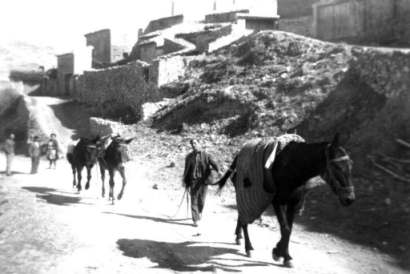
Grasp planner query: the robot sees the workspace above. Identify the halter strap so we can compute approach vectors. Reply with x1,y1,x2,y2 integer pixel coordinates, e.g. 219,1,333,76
330,155,351,163
324,145,354,194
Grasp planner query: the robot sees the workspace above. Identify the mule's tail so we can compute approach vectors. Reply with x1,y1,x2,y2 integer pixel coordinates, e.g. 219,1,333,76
66,152,74,166
217,155,238,190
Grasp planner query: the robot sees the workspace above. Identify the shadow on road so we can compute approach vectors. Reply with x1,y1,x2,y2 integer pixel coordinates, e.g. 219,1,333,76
104,211,195,227
22,186,84,206
0,171,28,176
117,238,272,272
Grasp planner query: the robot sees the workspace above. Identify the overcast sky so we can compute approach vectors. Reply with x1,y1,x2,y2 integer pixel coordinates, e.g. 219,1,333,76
0,0,276,53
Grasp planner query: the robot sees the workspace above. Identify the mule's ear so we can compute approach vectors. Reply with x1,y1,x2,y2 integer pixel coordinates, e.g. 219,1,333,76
331,133,340,147
123,138,134,144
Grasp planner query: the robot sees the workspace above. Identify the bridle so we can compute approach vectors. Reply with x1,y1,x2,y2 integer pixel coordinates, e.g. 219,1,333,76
323,145,354,195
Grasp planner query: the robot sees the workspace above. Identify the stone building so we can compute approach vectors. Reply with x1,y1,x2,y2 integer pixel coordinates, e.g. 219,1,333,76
277,0,319,37
85,29,111,68
56,53,74,96
144,15,184,34
55,47,92,96
238,15,280,31
312,0,410,46
204,10,250,23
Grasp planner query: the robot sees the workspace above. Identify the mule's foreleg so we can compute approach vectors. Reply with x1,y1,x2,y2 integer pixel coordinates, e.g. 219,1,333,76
99,163,106,198
243,224,254,257
108,169,115,205
235,218,242,245
85,165,93,190
71,166,77,187
117,166,127,200
76,166,84,192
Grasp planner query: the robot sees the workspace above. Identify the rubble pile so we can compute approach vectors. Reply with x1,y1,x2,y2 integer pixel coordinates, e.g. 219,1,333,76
152,31,351,137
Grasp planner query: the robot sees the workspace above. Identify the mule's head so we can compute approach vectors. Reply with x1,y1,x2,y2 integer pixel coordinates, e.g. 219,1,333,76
94,135,111,158
110,135,134,161
82,138,100,165
321,133,355,207
111,135,134,147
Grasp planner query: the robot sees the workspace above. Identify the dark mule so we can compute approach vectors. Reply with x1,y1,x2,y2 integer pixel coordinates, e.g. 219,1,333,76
97,135,134,204
66,137,100,192
217,133,355,267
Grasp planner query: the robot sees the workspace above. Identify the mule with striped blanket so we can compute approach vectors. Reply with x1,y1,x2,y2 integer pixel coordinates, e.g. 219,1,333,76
217,133,355,267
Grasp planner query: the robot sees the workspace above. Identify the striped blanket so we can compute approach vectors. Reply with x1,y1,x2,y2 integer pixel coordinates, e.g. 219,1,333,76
235,134,305,225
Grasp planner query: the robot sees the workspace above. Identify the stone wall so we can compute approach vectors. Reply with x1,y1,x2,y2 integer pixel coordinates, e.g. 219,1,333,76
139,42,158,63
242,16,279,31
75,61,159,122
162,39,185,55
204,10,249,23
175,25,232,53
144,15,184,34
279,16,313,37
149,55,187,87
89,117,130,137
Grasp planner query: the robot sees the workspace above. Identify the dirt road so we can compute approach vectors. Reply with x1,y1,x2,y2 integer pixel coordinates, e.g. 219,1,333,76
0,154,406,274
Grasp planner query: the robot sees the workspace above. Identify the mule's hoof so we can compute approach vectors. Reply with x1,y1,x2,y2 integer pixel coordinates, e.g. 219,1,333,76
246,250,252,258
283,259,294,268
272,248,281,262
85,184,90,190
235,238,242,245
117,193,123,200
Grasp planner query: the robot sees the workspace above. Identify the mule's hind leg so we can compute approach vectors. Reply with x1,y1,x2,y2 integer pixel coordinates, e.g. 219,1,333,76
117,165,127,200
282,202,296,268
235,219,243,245
243,224,254,257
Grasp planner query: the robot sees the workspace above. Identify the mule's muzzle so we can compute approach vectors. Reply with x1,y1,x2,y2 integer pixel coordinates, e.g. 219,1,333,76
339,192,355,207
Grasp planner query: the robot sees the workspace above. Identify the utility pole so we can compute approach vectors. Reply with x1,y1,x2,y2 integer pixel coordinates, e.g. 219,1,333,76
171,0,175,16
213,0,217,11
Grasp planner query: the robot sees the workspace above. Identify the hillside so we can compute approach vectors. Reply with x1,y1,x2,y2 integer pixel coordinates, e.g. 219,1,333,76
0,41,55,81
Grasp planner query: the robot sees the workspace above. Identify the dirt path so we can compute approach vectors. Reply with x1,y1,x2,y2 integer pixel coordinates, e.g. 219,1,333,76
0,96,407,274
0,155,406,274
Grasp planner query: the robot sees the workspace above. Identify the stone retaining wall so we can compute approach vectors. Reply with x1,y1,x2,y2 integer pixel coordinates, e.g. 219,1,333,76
75,61,159,122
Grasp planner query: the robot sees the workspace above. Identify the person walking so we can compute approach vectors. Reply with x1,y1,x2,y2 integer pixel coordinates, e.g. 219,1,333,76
46,133,59,169
2,133,15,176
28,135,41,174
183,139,220,227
